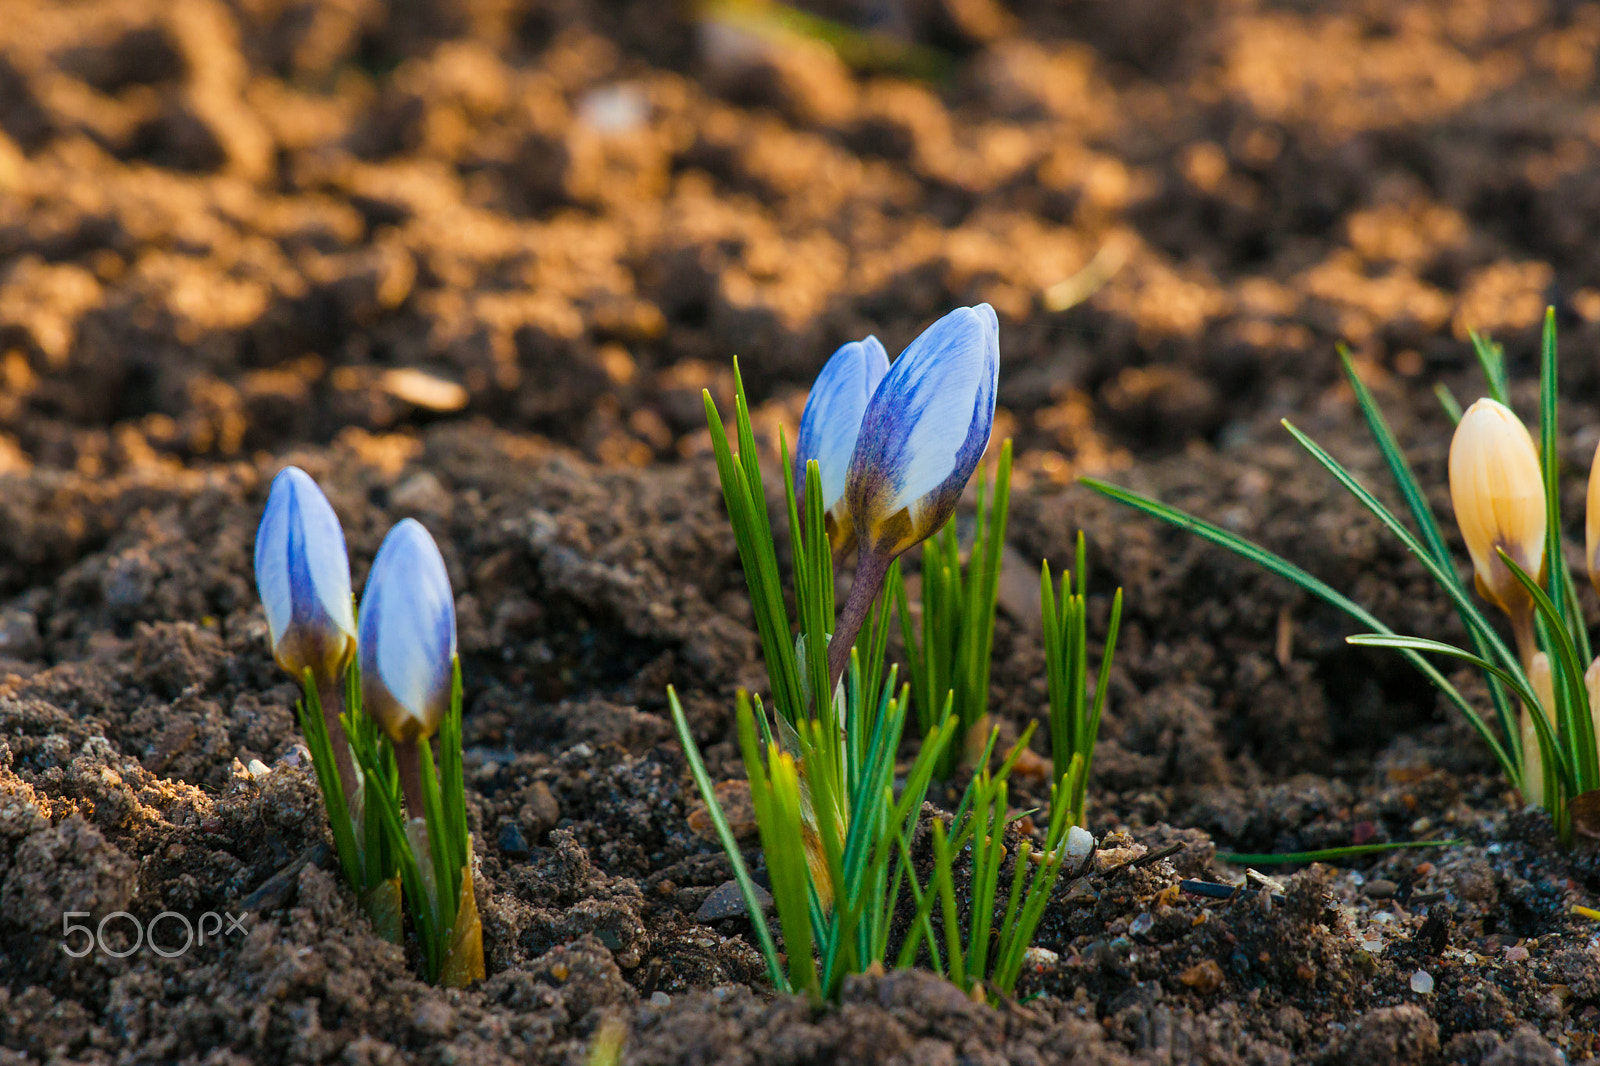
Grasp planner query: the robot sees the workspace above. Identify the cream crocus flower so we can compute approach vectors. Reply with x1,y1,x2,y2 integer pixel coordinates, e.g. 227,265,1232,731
1448,398,1545,660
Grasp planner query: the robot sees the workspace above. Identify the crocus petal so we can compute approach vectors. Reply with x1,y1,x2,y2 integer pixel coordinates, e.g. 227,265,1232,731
1587,441,1600,594
796,336,890,512
358,518,458,741
795,336,888,553
1448,398,1544,617
846,305,999,558
254,467,356,684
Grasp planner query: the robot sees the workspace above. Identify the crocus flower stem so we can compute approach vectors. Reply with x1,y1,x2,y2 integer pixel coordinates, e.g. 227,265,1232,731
1510,604,1538,674
395,736,426,824
828,550,891,692
317,676,360,815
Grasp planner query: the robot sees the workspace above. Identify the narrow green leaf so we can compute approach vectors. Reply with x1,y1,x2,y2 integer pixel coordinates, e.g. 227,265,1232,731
1501,552,1592,790
1338,348,1524,772
1216,839,1462,865
1537,308,1592,665
1468,328,1510,404
1435,383,1463,424
668,688,786,990
299,674,363,889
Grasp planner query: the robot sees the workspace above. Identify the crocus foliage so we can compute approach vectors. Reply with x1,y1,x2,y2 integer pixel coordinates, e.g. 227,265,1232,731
253,470,482,986
1087,310,1600,845
676,304,1102,1004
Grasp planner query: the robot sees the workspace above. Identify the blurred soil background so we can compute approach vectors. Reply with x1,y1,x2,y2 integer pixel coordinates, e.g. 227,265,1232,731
1,0,1600,1061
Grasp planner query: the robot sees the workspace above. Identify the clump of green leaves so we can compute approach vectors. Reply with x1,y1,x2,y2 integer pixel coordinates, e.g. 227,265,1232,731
897,441,1012,779
1085,309,1600,845
671,362,1079,1002
1041,533,1123,829
299,666,403,941
255,470,480,984
347,661,480,986
897,724,1086,997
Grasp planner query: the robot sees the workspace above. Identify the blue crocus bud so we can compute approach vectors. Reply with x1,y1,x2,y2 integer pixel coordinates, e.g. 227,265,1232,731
358,519,458,743
845,304,999,561
794,336,889,554
254,466,357,686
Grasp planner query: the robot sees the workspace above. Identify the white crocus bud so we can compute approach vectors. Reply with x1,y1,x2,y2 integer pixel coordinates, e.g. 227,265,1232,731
1448,399,1545,656
357,519,458,743
254,467,357,687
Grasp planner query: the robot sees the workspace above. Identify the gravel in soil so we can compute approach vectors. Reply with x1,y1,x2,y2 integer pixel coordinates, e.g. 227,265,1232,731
2,0,1600,1062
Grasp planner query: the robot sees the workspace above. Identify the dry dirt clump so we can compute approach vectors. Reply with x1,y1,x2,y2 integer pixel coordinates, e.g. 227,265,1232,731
2,0,1600,1062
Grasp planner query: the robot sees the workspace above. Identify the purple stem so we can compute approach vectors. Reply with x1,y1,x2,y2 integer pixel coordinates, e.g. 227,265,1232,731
827,550,891,695
395,738,426,823
318,677,360,816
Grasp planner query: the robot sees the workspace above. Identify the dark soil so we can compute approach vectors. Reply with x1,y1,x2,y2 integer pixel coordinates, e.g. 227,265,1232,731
2,0,1600,1062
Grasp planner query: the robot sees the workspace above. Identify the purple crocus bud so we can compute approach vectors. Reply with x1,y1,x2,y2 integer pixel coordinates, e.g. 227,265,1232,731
845,304,999,561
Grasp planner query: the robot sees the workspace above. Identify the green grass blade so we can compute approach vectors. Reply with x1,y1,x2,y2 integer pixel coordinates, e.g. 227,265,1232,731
1502,553,1594,790
930,820,965,989
1338,348,1453,571
416,738,457,932
1078,587,1121,820
703,391,803,722
350,734,439,978
1435,383,1464,424
1537,308,1592,665
299,674,363,888
1345,635,1534,773
1216,839,1462,865
1469,329,1510,404
1339,349,1524,774
893,833,944,975
442,658,468,871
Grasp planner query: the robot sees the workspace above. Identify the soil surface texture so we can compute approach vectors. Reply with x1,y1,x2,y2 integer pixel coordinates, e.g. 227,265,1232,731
2,0,1599,1062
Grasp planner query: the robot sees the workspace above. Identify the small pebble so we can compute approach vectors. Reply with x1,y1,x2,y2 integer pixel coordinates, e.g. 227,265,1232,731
1410,970,1434,995
1505,944,1529,963
1178,959,1224,992
1064,826,1095,866
497,823,529,858
696,880,772,922
650,991,671,1006
1364,879,1398,899
1129,912,1154,937
246,759,271,779
1022,946,1058,972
